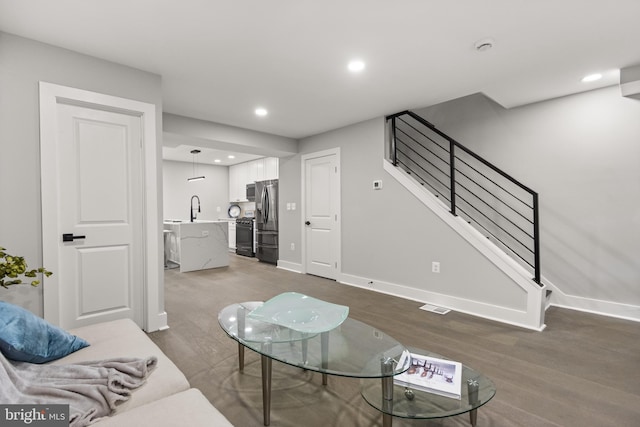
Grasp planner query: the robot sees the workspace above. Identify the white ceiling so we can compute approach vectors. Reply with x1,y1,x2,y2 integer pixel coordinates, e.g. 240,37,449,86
2,0,639,146
162,142,263,167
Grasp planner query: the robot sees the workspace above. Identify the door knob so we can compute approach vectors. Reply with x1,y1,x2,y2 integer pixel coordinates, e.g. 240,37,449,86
62,233,86,242
304,221,311,226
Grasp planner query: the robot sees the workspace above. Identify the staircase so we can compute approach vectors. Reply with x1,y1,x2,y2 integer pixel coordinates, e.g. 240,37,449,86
387,110,542,286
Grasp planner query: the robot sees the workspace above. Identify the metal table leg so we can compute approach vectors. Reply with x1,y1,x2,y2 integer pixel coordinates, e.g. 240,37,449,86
467,378,479,426
381,357,395,427
301,338,308,365
238,342,245,372
261,341,273,426
321,331,329,385
237,305,246,372
383,412,393,427
469,408,478,426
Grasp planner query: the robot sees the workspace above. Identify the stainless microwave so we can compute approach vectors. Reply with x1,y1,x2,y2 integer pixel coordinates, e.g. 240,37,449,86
246,183,256,201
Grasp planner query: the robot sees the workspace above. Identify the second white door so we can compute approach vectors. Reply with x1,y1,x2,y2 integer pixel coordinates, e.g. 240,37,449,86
303,150,340,280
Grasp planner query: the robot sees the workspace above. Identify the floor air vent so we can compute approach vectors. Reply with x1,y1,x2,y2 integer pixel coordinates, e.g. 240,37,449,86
419,303,450,315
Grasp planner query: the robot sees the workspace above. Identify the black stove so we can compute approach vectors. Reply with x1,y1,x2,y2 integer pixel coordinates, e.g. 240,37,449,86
236,217,254,257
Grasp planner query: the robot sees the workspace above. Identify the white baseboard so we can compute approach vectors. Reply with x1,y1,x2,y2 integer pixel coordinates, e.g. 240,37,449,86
545,276,640,323
339,272,546,331
146,311,168,332
277,260,303,274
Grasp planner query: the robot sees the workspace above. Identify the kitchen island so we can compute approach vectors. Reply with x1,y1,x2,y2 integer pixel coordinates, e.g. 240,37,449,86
164,220,229,272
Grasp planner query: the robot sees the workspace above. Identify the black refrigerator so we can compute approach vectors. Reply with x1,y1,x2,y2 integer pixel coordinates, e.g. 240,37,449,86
255,179,278,264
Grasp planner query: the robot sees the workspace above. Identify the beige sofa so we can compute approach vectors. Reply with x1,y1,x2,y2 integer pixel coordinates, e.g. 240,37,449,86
53,318,233,426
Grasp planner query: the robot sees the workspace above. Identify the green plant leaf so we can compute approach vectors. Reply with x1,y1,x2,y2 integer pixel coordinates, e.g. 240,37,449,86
0,246,52,289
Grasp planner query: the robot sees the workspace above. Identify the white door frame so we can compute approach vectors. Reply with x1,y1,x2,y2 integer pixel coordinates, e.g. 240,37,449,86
39,82,166,332
300,148,341,278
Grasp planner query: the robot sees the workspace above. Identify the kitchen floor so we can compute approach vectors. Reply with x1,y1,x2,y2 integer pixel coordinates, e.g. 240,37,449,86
149,254,640,427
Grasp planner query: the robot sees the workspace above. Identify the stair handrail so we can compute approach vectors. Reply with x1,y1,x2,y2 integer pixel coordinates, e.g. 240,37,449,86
387,110,541,284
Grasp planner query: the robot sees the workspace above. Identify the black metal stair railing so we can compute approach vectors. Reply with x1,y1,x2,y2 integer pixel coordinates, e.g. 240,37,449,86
387,110,541,285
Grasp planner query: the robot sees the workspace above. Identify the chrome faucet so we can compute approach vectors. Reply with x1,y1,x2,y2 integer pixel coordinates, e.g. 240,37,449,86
190,195,201,222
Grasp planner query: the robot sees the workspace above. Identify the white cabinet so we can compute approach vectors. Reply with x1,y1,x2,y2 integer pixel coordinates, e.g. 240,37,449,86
264,157,279,179
228,221,236,249
249,157,278,182
229,162,248,202
247,157,278,182
229,157,279,202
248,158,261,183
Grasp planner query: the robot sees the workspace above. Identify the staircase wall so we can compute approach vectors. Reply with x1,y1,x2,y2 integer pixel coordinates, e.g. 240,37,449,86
413,86,640,323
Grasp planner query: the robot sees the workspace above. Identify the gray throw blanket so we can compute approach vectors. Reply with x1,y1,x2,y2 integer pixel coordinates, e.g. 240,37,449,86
0,351,157,426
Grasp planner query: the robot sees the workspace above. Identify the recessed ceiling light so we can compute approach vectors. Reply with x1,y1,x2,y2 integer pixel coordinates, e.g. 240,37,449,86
214,159,221,163
228,155,235,159
255,108,268,117
348,60,365,72
581,73,602,83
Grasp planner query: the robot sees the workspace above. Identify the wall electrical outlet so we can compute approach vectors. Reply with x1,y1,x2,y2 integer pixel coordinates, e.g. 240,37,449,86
290,243,295,251
202,230,209,237
432,261,440,273
373,180,383,190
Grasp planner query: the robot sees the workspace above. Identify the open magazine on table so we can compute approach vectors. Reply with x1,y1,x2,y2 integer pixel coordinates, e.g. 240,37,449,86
394,352,462,399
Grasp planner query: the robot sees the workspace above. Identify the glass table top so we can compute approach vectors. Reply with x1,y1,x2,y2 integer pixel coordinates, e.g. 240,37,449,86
218,301,410,378
360,347,496,419
246,292,350,333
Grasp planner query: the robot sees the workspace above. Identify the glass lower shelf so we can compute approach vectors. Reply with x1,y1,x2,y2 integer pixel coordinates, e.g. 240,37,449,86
360,347,496,420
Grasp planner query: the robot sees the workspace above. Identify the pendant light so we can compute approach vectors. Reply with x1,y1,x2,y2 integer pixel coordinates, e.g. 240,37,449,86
187,149,205,182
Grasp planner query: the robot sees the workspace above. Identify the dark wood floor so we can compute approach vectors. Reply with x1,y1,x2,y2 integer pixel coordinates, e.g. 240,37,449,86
149,254,640,427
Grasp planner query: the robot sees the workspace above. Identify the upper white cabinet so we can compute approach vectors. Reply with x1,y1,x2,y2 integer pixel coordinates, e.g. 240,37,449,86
264,157,279,180
251,158,263,183
246,158,259,184
229,157,278,202
229,162,248,202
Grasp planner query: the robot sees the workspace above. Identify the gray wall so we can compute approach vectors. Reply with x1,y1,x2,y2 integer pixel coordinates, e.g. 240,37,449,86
162,160,230,221
277,154,302,264
0,32,163,314
279,118,524,309
414,87,640,307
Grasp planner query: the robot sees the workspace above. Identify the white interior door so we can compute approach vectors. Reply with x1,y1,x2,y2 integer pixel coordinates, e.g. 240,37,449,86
303,149,340,279
41,89,145,329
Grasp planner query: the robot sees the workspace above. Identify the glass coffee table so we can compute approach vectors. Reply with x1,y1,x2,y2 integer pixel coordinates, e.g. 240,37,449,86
360,346,496,426
218,296,410,426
